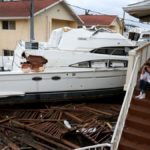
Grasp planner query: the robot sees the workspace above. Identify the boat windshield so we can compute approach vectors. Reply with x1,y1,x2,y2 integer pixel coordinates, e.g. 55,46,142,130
90,46,135,56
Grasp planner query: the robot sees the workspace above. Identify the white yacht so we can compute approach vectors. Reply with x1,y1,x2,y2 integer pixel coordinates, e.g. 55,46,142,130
0,40,129,103
45,27,135,55
127,28,150,46
0,0,135,103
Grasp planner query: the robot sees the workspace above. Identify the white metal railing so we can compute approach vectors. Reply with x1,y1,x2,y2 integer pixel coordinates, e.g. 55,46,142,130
74,43,150,150
124,43,150,90
76,43,150,150
111,42,150,150
74,143,111,150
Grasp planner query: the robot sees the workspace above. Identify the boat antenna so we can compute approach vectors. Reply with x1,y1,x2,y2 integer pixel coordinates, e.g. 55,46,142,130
30,0,35,42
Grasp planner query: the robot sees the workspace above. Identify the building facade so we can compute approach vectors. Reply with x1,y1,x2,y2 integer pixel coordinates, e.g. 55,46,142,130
0,0,83,55
79,15,123,34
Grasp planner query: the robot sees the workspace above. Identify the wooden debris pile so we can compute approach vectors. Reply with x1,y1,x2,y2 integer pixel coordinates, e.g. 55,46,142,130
0,103,120,150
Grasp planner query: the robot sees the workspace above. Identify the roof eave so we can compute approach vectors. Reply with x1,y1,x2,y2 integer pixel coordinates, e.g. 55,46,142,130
123,0,150,21
0,0,84,24
34,0,83,25
0,16,29,20
61,0,84,25
34,0,61,16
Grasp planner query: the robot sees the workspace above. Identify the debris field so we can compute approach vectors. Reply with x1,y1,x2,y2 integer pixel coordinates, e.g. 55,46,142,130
0,103,121,150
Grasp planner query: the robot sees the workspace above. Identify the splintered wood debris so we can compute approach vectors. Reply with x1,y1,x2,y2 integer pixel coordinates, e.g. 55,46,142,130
0,103,121,150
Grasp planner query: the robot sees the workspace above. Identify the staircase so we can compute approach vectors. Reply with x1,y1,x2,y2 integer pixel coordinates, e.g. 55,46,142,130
118,90,150,150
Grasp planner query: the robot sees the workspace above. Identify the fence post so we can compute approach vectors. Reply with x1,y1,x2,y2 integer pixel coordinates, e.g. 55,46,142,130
124,50,136,90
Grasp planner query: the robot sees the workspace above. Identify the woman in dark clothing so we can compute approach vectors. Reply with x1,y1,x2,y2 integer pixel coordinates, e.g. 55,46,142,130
135,63,150,99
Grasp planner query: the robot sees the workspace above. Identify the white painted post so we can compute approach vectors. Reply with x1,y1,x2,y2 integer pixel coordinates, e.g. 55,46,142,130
124,50,136,90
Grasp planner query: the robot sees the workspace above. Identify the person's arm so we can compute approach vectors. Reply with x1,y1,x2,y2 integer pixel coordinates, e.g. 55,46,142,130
141,65,149,74
140,65,148,80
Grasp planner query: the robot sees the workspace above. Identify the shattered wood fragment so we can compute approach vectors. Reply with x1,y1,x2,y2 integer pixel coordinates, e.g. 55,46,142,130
14,135,47,150
106,122,112,130
0,103,120,149
16,119,64,122
0,116,16,124
84,106,112,116
32,133,71,150
1,146,9,150
64,112,83,123
0,132,20,150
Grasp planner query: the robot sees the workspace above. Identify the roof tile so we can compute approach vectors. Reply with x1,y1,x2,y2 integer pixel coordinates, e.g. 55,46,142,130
79,15,117,26
0,0,59,18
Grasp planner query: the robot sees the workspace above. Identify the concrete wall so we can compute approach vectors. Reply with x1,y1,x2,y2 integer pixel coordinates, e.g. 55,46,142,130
0,20,29,55
110,19,122,34
0,3,78,55
34,4,78,42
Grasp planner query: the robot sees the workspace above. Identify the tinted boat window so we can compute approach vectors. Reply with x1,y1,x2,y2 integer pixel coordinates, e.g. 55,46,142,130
91,60,106,68
70,60,107,68
109,60,128,68
70,59,128,68
71,61,90,68
91,47,134,56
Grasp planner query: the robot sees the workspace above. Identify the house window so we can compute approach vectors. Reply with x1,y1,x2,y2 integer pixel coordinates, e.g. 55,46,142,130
3,49,14,56
2,21,16,30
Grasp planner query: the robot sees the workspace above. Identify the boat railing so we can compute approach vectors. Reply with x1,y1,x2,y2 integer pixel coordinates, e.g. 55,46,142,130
111,42,150,150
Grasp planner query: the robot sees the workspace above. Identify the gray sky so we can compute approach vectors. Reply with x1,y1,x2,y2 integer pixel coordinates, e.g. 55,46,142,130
66,0,150,29
66,0,141,16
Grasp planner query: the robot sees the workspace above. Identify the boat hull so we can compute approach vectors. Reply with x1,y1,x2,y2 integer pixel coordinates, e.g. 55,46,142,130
0,69,126,104
0,88,125,105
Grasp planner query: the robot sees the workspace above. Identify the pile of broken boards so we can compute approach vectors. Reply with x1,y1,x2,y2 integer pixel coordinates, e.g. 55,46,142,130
0,103,120,150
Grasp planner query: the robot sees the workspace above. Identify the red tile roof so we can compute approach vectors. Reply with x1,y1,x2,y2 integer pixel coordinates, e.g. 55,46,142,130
0,0,59,18
79,15,117,26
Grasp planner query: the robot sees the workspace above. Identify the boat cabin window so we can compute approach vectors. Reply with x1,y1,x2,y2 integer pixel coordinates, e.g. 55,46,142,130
91,60,106,68
141,34,150,41
128,32,140,41
70,59,128,68
109,60,128,68
71,61,91,68
91,47,132,56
